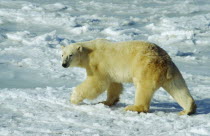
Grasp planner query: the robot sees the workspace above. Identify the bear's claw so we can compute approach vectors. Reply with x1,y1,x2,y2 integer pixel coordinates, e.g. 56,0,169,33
99,98,119,106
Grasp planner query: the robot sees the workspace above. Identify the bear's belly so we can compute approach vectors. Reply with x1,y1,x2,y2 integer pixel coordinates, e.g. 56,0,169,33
108,69,132,83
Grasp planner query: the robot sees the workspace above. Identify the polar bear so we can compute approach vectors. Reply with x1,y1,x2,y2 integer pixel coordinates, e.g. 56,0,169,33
61,39,196,115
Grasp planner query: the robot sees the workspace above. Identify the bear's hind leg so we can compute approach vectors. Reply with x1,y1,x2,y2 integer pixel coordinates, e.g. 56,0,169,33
162,72,196,115
100,82,123,106
125,79,157,113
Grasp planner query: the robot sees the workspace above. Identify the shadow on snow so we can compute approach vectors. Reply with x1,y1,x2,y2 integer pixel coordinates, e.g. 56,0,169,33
108,99,210,115
150,99,210,114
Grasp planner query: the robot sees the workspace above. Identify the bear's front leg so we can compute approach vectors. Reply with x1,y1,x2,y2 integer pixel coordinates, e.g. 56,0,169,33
100,82,123,106
70,76,109,104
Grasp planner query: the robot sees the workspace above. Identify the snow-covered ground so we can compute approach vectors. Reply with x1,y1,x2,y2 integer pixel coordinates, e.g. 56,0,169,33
0,0,210,135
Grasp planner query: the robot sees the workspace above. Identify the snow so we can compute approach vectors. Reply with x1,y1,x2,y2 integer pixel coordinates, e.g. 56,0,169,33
0,0,210,135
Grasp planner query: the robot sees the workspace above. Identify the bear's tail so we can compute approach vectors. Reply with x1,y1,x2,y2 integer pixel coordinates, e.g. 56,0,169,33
166,62,173,79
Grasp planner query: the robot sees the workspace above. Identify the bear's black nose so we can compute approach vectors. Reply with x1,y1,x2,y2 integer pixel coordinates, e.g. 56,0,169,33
62,63,67,68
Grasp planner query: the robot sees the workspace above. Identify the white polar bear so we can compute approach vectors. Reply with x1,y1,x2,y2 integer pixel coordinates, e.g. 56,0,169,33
61,39,196,115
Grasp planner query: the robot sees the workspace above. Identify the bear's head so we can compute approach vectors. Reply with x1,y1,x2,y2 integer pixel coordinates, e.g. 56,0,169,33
61,44,83,68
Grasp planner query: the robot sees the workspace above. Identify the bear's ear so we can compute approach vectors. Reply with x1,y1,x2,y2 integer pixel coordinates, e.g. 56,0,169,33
61,45,65,49
77,46,83,52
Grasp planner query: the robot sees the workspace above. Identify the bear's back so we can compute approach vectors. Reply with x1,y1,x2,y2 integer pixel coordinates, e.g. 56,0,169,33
93,40,169,58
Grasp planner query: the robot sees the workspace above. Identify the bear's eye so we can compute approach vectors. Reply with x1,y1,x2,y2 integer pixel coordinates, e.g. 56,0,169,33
62,55,63,57
69,54,73,57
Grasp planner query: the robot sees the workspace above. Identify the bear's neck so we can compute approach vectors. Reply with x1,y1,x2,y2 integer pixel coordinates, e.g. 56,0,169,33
77,49,91,69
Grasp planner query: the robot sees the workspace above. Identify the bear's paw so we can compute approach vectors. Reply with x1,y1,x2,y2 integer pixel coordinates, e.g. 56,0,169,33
70,89,84,104
125,105,149,113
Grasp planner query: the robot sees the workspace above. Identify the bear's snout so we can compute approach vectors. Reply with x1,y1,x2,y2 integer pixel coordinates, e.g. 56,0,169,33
62,63,68,68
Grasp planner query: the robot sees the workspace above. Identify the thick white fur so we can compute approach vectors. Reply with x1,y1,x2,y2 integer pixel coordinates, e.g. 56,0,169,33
61,39,196,115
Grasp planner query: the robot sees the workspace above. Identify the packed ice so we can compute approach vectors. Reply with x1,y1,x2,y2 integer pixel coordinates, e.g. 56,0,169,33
0,0,210,135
